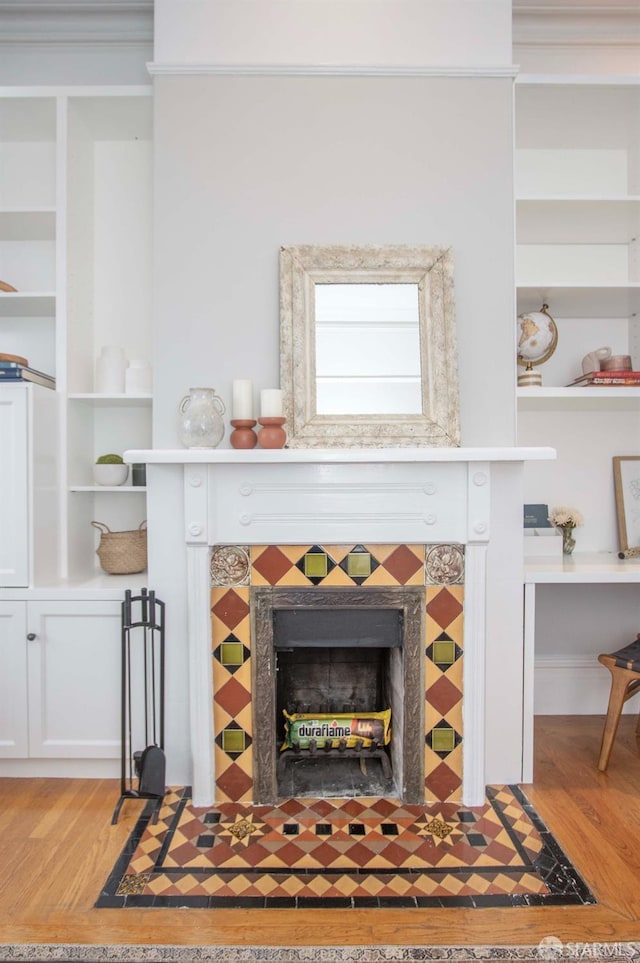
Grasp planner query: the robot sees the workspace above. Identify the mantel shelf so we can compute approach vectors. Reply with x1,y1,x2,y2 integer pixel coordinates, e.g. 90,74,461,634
124,446,556,465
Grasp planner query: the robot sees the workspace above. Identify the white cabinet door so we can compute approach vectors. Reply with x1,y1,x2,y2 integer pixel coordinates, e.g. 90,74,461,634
0,602,29,757
0,386,29,587
26,600,121,758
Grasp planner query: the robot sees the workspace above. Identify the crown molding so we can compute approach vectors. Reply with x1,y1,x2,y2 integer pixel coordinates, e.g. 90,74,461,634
513,0,640,46
0,1,153,44
0,1,637,58
147,63,519,78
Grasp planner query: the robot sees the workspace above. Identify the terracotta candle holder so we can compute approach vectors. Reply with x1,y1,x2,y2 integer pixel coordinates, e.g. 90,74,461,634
257,417,287,449
230,419,258,449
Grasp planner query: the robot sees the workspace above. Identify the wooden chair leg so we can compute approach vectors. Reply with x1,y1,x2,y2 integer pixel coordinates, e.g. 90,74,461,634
598,671,633,771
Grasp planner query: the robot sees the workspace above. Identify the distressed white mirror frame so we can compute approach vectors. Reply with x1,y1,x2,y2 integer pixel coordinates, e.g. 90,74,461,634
280,244,461,448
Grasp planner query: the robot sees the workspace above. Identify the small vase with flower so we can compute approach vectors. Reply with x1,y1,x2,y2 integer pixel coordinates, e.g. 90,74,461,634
548,506,584,556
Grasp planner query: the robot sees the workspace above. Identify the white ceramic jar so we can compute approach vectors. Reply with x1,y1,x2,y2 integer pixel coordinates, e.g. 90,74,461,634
125,359,152,394
95,345,127,394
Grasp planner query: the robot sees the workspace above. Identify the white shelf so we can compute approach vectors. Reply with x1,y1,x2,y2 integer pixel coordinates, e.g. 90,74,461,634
518,386,640,410
517,195,640,202
0,292,55,317
517,284,640,318
0,572,148,599
516,198,640,244
516,75,640,87
0,210,56,239
525,552,640,583
68,393,152,407
69,486,147,493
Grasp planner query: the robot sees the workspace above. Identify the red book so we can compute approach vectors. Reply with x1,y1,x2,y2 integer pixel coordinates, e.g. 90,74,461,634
567,370,640,387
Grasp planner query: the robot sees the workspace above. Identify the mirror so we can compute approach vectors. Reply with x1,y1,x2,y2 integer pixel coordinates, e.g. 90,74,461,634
280,244,460,448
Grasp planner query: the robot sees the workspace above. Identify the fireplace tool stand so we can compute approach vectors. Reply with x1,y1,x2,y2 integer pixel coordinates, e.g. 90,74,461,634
112,587,166,825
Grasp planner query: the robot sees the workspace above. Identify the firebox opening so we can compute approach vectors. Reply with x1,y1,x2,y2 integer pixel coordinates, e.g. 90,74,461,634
251,585,424,805
274,608,403,798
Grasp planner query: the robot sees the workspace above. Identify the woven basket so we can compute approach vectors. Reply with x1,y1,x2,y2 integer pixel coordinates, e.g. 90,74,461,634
92,520,147,575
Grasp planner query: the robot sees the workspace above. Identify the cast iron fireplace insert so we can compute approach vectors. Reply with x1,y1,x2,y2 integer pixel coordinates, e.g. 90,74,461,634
251,586,425,804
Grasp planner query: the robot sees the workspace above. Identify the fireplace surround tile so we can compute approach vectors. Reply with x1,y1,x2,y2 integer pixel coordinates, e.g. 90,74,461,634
210,544,465,805
212,587,253,803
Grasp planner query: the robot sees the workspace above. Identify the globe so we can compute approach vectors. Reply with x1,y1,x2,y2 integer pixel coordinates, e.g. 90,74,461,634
517,304,558,386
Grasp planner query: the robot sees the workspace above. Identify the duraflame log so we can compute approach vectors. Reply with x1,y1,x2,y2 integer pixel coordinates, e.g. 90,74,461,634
282,709,391,750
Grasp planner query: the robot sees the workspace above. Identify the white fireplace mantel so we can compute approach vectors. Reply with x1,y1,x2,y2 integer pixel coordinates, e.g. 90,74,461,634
126,446,554,464
126,446,555,807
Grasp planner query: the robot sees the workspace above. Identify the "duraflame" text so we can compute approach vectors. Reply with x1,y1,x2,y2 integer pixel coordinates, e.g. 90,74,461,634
297,722,351,739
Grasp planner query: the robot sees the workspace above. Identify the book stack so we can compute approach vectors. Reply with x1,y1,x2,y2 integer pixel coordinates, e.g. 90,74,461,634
0,361,55,390
567,370,640,387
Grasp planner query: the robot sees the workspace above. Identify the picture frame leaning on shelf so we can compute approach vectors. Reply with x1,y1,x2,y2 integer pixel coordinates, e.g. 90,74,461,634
613,456,640,558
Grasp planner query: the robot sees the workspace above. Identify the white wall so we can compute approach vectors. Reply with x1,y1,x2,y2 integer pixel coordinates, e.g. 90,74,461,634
152,74,516,449
154,0,513,69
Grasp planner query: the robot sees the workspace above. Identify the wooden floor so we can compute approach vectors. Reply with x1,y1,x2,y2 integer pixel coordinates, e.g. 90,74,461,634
1,715,640,949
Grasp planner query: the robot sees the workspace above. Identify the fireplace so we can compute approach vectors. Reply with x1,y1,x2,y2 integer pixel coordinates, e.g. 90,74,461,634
124,447,553,808
211,543,464,807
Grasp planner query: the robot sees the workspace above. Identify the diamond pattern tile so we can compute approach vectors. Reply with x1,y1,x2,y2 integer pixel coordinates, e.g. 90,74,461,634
427,587,464,629
380,545,424,584
425,674,462,716
98,785,595,910
251,545,296,585
211,590,250,630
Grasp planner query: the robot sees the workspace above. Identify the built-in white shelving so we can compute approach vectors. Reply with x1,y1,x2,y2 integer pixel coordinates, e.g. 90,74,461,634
0,86,153,587
516,76,640,740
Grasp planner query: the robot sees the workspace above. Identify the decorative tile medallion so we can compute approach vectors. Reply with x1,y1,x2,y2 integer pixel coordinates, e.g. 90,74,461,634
97,785,595,910
210,545,251,586
425,544,465,585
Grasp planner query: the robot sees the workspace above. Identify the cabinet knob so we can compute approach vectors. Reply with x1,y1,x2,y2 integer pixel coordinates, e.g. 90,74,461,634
26,633,37,641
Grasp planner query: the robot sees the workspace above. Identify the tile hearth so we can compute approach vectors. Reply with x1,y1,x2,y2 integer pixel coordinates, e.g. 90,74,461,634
96,785,595,909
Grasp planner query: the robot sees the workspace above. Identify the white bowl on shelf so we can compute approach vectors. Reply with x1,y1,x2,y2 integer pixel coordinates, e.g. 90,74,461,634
93,463,129,486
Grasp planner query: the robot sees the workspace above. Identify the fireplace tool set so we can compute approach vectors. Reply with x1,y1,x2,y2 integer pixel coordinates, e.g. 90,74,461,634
112,587,166,825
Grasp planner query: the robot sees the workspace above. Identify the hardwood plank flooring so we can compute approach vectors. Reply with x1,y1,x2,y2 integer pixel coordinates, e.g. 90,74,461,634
0,715,639,949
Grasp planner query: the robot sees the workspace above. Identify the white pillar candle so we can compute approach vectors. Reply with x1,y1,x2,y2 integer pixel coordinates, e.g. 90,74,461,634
232,379,254,420
260,388,283,418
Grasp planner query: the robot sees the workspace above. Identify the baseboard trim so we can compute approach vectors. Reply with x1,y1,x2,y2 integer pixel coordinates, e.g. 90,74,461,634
534,655,636,716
